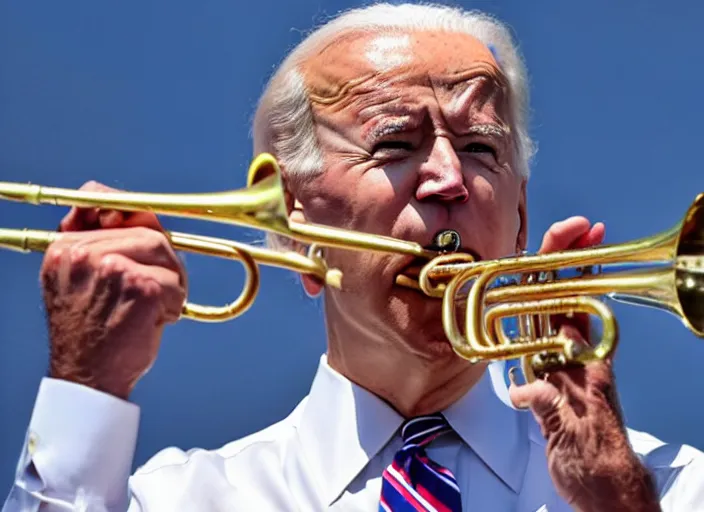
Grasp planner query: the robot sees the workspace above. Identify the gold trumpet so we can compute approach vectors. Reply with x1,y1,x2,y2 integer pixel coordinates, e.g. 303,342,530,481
0,152,702,378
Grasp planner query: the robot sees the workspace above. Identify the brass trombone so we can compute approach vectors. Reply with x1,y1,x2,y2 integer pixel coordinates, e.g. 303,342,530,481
0,154,439,321
0,152,702,379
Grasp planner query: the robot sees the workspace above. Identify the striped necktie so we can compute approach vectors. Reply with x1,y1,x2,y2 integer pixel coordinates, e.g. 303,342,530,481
379,414,462,512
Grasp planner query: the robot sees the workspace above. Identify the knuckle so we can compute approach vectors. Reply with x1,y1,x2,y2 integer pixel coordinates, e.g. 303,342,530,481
80,180,113,192
177,286,187,304
58,215,72,230
79,180,101,190
40,247,64,277
68,245,89,264
142,279,163,300
98,254,126,279
67,247,91,281
139,227,176,263
45,246,64,263
131,225,149,235
134,225,163,244
144,225,165,242
122,270,162,300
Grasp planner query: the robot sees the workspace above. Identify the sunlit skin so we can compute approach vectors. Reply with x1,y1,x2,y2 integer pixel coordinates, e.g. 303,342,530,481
41,28,659,512
284,31,525,415
283,30,659,510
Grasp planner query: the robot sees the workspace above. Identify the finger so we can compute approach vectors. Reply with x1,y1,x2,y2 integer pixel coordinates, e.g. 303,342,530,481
539,216,591,253
40,245,69,300
97,210,163,231
101,254,186,324
63,228,187,289
112,211,163,231
508,378,564,416
545,361,613,399
540,220,605,339
538,360,620,427
58,181,162,233
81,182,162,231
509,374,586,441
572,222,605,249
97,210,126,229
59,181,116,232
59,206,99,232
48,228,188,296
552,320,591,349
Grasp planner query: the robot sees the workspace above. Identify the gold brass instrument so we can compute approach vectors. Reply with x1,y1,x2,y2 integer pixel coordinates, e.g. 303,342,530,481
0,154,438,322
404,194,704,377
0,152,702,379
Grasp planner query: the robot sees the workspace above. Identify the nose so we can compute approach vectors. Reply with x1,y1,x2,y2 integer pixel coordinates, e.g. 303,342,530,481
415,137,469,204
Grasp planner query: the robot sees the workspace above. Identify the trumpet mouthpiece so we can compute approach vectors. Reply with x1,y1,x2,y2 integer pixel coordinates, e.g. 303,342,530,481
430,229,462,253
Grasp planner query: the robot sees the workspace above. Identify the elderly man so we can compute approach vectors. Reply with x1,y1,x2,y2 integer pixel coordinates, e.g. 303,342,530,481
3,3,704,511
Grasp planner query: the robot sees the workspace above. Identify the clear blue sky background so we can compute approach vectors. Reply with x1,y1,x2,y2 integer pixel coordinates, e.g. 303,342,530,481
1,0,703,486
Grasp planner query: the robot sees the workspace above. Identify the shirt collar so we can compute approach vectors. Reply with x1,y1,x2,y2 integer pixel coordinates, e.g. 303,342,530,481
297,355,530,505
443,364,530,493
297,354,404,505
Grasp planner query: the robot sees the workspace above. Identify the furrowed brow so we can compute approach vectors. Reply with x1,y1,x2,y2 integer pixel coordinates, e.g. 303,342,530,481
367,119,413,141
464,123,509,139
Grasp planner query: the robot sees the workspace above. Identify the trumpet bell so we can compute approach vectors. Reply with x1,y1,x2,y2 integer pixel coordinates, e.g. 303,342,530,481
606,192,704,337
672,192,703,335
414,192,704,380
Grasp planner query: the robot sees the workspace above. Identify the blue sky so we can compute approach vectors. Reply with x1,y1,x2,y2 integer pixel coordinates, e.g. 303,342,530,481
1,0,703,484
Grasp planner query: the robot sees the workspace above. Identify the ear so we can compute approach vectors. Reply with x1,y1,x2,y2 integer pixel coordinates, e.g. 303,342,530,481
301,273,324,298
249,155,325,298
290,199,325,297
516,180,528,253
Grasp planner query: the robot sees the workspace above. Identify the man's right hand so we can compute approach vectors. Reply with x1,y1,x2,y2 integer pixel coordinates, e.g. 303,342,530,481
40,181,188,400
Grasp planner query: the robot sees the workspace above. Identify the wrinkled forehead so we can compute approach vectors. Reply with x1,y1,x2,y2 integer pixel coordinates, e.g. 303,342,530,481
299,29,504,104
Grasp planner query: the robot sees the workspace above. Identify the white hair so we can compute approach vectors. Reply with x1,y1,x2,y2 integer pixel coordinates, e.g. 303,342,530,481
251,2,535,249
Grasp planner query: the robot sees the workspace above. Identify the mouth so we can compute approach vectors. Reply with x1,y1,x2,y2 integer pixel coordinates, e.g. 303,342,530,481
397,229,483,281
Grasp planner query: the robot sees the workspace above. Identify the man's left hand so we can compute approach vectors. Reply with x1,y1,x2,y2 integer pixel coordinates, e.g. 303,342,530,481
508,217,661,512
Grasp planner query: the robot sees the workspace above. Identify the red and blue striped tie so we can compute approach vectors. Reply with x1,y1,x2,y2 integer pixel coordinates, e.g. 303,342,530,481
379,414,462,512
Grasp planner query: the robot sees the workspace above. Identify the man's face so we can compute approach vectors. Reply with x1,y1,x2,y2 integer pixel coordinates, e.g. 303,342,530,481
291,30,527,357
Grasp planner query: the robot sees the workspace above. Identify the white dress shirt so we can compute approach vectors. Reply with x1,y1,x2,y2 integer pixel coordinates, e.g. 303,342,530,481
4,355,704,511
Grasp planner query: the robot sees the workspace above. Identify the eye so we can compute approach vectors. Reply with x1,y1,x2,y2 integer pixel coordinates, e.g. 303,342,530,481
372,140,415,153
463,142,496,156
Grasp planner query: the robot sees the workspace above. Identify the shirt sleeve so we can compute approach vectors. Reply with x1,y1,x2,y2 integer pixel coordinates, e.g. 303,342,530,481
2,378,141,512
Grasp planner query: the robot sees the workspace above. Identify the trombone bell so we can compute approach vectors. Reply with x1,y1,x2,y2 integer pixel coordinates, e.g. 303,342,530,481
0,153,292,236
0,153,432,322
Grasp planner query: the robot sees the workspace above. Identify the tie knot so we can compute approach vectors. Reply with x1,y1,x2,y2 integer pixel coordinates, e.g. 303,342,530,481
400,414,451,448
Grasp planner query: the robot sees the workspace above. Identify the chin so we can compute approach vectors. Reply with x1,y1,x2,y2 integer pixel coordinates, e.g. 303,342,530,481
389,287,464,361
421,336,459,359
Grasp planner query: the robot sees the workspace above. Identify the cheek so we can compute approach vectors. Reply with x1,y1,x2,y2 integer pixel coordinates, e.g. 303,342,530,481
299,167,406,287
467,174,521,257
303,177,356,227
327,167,410,235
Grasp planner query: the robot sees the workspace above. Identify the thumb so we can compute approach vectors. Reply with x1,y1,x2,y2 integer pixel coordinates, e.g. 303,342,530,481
509,378,565,417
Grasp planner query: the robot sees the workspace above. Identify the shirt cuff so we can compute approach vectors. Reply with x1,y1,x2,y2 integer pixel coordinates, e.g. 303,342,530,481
17,377,140,510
